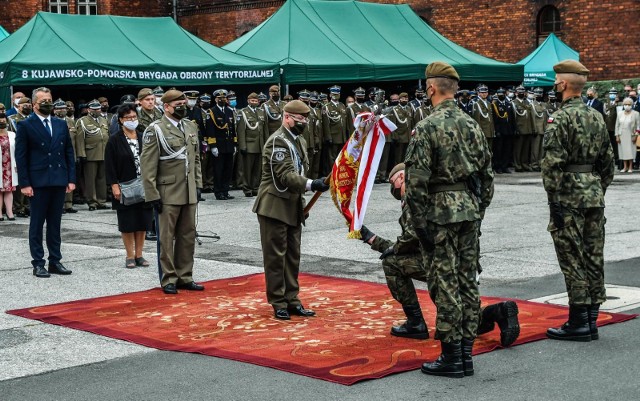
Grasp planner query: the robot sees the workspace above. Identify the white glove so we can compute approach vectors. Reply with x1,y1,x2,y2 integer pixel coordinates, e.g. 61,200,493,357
211,147,219,157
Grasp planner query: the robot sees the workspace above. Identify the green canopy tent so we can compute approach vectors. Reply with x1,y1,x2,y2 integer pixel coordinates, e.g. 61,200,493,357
224,0,523,84
0,12,279,92
518,33,579,87
0,25,8,42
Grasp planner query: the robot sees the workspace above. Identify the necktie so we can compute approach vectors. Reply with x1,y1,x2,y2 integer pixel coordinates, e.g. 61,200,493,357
43,118,52,136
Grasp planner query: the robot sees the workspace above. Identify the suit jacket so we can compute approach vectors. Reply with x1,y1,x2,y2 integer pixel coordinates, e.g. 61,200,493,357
140,115,202,206
584,98,605,116
253,127,309,227
15,113,76,188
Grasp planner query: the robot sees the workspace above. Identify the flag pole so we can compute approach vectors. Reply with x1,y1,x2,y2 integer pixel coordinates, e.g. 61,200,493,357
303,176,330,215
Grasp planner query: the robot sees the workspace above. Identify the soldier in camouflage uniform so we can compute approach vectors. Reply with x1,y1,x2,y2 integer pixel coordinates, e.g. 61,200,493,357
542,60,615,342
405,62,494,378
359,163,518,348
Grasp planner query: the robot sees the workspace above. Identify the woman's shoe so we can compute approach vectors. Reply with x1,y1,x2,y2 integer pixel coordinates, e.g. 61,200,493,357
125,258,136,269
7,217,15,221
628,169,634,173
620,169,627,173
135,257,150,267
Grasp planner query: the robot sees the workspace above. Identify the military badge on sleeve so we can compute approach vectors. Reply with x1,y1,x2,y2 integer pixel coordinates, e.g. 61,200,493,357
143,131,154,144
274,151,285,162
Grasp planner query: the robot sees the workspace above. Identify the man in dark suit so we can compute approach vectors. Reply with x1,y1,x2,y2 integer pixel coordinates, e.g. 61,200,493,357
15,87,76,278
584,87,604,117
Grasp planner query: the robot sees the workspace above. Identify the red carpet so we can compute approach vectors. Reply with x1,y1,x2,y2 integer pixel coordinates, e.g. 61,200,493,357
7,273,636,385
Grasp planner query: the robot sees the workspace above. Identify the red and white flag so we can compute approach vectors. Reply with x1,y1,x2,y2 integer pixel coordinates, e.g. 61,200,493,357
329,112,396,238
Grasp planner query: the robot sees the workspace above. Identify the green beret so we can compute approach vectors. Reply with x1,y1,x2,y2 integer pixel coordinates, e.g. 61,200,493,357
283,99,310,115
425,61,460,82
247,92,259,100
553,59,589,76
138,88,154,100
161,89,186,104
388,163,405,181
18,97,31,105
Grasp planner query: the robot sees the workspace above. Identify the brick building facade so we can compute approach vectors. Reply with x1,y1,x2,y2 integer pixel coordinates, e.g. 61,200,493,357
1,0,638,81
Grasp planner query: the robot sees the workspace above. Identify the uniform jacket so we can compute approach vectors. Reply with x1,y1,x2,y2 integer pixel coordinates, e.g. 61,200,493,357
472,98,495,138
15,113,76,188
530,100,547,135
512,97,533,135
603,101,618,132
541,97,615,208
7,112,27,133
264,99,286,134
186,106,207,141
584,98,604,117
137,107,163,131
303,106,322,151
204,105,236,154
140,115,202,206
390,104,413,143
75,115,109,161
371,202,420,256
457,100,474,116
347,102,372,121
404,99,494,227
413,104,432,124
252,126,310,227
237,106,268,154
62,116,77,156
322,101,347,143
491,98,515,137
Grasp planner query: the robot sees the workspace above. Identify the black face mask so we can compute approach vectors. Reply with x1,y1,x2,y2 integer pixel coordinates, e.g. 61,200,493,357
290,121,307,136
390,185,401,200
390,101,399,106
101,105,109,112
271,95,280,102
39,103,54,115
517,93,525,99
216,100,226,108
416,94,424,99
90,111,101,118
400,101,408,106
0,123,7,130
55,112,67,118
23,107,33,115
587,95,594,100
631,96,638,102
201,103,211,110
67,109,74,117
498,94,505,100
171,105,187,120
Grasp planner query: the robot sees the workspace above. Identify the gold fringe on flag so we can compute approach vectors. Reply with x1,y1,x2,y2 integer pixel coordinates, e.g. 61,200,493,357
347,229,362,239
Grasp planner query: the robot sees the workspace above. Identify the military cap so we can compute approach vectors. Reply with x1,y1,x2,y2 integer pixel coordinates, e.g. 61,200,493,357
353,87,366,96
309,91,319,101
152,86,164,96
534,87,544,94
547,91,556,98
88,99,101,110
53,99,67,109
269,85,280,92
515,85,525,93
388,163,405,181
329,85,341,94
553,59,589,76
78,103,87,109
258,92,268,101
160,89,186,103
319,92,328,100
496,87,506,94
399,92,408,98
368,87,379,95
213,89,228,98
247,92,259,100
469,90,477,96
97,97,108,103
0,103,5,109
18,97,31,105
283,94,293,101
283,99,311,115
415,88,425,94
609,87,618,94
298,89,310,99
375,88,386,95
527,88,535,94
183,90,200,99
200,93,211,102
425,61,460,81
227,91,236,100
120,94,136,104
477,84,489,93
138,88,154,100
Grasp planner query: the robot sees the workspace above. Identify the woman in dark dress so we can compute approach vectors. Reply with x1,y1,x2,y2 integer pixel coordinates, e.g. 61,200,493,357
105,104,152,268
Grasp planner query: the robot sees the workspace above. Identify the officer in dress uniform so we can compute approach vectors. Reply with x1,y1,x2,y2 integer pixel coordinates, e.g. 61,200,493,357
511,85,534,171
347,87,371,122
307,92,323,178
140,89,204,295
204,89,237,200
54,99,78,214
198,93,215,193
456,90,474,116
264,85,286,135
152,86,164,114
322,85,347,175
492,88,515,174
258,92,268,106
603,88,620,165
297,90,319,180
237,92,269,197
98,97,112,124
227,90,243,192
75,100,109,210
530,87,547,171
409,87,424,112
365,87,378,108
472,84,495,150
253,100,330,320
184,90,206,201
389,92,413,167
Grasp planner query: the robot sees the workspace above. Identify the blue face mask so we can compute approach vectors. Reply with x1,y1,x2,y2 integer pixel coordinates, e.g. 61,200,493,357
229,100,237,108
609,94,616,100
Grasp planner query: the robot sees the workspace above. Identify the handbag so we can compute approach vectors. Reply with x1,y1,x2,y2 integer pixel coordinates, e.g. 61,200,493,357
119,177,145,206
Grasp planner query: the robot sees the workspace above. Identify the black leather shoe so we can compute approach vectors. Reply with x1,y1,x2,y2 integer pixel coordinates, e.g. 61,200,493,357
225,193,235,200
177,282,204,291
162,284,178,294
48,262,72,275
288,305,316,317
244,193,253,197
145,231,157,241
274,309,291,320
96,204,108,210
65,208,78,214
33,266,51,278
88,206,96,211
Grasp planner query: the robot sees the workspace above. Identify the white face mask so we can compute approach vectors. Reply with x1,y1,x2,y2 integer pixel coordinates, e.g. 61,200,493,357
527,94,534,100
346,102,354,107
123,120,139,131
187,99,197,108
624,105,632,111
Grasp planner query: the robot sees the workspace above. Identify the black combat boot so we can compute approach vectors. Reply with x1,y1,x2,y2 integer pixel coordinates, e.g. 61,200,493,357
461,338,474,376
546,305,591,342
587,304,600,340
390,304,429,340
477,301,520,347
421,341,464,378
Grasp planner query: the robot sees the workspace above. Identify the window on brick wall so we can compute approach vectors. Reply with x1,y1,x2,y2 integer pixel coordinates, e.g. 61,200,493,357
537,5,561,46
49,0,69,14
77,0,98,15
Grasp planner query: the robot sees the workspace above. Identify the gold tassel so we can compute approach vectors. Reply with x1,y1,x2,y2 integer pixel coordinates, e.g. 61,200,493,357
347,230,362,240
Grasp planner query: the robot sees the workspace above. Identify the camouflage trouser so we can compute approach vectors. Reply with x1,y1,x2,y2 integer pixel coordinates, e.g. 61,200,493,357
548,207,606,306
382,252,427,306
423,220,481,343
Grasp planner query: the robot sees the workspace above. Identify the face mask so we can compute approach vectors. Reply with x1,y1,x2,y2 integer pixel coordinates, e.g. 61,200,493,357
290,121,307,136
400,101,408,106
171,104,187,120
90,111,101,118
187,99,197,108
201,103,211,110
271,95,280,101
123,120,139,130
587,95,594,100
390,184,402,201
609,94,616,100
22,106,33,115
517,93,524,99
229,100,237,108
624,105,632,111
527,94,534,100
346,102,354,107
417,94,424,99
310,101,317,106
631,96,638,102
216,100,226,108
331,95,340,101
390,101,399,106
55,111,66,118
67,109,74,117
507,93,514,99
0,123,7,130
101,105,109,112
498,94,505,100
39,103,54,115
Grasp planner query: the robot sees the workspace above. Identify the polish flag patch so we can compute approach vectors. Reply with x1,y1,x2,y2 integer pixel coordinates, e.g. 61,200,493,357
547,117,554,123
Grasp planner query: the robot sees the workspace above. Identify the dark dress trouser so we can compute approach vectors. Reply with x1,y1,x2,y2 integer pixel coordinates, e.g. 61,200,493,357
29,186,66,267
